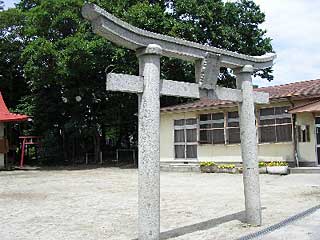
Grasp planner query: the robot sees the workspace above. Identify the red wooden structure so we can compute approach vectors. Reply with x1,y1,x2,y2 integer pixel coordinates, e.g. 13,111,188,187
0,92,29,169
19,136,42,168
0,92,28,123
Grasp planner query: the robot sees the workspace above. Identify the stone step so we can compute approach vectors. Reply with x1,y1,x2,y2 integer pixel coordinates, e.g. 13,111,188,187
160,163,200,173
289,167,320,174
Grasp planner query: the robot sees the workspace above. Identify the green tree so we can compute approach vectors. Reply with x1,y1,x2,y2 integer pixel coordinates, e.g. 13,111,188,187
171,0,273,84
0,7,28,107
0,0,273,164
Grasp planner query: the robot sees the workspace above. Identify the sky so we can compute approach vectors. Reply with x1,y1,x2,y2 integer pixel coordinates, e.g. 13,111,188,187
3,0,320,87
251,0,320,87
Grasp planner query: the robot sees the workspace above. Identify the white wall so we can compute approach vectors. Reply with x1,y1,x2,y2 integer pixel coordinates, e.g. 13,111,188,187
198,142,293,163
296,112,317,164
160,107,295,164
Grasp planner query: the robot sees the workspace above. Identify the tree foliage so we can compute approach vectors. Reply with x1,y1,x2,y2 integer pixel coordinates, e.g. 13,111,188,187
0,0,273,164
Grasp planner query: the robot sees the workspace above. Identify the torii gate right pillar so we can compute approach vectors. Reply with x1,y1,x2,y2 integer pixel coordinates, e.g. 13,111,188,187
236,65,262,226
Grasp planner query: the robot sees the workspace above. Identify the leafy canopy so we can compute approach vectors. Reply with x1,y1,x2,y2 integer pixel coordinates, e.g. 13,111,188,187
0,0,273,163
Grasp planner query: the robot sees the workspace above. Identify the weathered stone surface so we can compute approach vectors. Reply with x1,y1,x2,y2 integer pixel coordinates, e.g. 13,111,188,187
200,86,242,102
160,79,199,98
137,44,162,240
198,53,220,88
82,3,276,69
107,73,269,103
106,73,143,93
106,73,199,98
136,44,163,56
236,65,262,226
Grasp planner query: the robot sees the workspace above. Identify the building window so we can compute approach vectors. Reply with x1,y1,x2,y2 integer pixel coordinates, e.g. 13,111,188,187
258,106,292,143
174,118,197,159
227,111,241,144
199,113,225,144
297,125,310,142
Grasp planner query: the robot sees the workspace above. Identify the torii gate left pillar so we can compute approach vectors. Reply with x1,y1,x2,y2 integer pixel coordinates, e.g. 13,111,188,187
136,44,162,239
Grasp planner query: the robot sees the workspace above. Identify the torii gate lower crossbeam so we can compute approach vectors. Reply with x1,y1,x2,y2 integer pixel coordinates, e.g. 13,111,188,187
106,44,265,239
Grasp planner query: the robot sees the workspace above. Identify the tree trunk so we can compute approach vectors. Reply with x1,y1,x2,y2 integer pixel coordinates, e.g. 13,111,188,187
62,130,68,163
93,131,100,163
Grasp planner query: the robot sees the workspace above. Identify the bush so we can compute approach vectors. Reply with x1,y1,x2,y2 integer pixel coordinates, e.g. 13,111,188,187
200,161,216,167
258,161,268,167
267,161,288,167
217,164,236,169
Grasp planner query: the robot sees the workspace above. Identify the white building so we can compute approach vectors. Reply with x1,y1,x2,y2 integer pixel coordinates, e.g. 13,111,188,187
160,79,320,168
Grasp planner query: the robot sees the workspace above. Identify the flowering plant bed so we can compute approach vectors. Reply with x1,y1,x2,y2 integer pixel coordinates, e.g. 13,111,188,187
216,164,240,174
200,162,217,173
258,162,268,174
200,162,241,174
266,161,288,175
200,161,289,174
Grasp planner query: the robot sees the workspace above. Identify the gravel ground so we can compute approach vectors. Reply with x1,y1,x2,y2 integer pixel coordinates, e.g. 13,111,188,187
0,168,319,240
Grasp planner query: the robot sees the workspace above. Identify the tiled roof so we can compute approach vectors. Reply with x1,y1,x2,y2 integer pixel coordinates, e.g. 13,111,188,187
161,99,235,112
161,79,320,112
0,92,29,122
289,100,320,113
255,78,320,99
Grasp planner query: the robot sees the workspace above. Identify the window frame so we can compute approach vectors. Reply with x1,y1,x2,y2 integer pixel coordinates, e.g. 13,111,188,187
297,125,310,143
258,106,293,144
226,111,241,144
178,105,294,149
199,112,225,145
174,118,198,160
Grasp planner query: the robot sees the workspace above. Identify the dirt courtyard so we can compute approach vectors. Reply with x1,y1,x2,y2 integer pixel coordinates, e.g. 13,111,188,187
0,168,319,240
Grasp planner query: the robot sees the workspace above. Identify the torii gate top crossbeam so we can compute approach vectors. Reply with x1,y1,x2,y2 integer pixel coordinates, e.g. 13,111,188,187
82,3,276,69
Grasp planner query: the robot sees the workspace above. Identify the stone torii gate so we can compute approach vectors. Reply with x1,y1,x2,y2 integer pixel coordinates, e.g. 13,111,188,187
82,4,276,240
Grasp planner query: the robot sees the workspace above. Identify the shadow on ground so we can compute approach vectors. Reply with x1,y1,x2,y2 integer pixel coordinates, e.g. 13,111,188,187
133,210,245,240
1,163,138,172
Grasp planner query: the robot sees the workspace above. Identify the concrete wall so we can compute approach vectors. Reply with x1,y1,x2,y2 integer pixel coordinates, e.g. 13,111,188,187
296,112,317,166
0,122,4,168
197,142,293,162
160,104,295,164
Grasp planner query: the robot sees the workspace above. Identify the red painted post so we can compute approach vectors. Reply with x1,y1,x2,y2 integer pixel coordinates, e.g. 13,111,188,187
20,138,26,168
